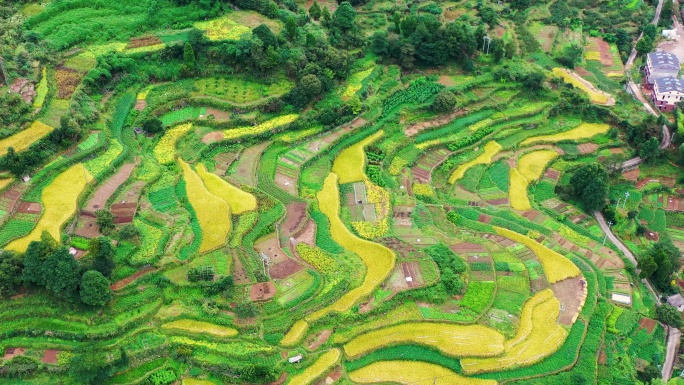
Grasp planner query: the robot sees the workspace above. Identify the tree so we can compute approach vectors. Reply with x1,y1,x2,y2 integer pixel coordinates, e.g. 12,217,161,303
557,43,583,68
0,251,22,298
253,24,277,48
68,347,110,385
183,42,195,70
370,31,389,56
636,37,654,55
432,90,457,112
509,0,530,10
523,71,545,91
22,236,56,287
80,270,113,307
638,364,662,384
321,7,332,24
639,137,661,162
299,74,322,97
285,16,298,40
309,1,322,20
118,224,141,240
95,209,115,234
656,304,684,328
142,118,164,134
639,239,681,290
479,5,498,26
332,2,356,31
43,247,81,300
569,163,608,212
90,237,115,278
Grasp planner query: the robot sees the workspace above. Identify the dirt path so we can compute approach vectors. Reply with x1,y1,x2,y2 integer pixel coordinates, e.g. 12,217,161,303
558,68,615,106
230,141,270,187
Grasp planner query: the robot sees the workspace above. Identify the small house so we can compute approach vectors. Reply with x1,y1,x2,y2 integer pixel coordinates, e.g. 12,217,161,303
288,355,303,364
652,77,684,112
667,294,684,312
644,52,680,87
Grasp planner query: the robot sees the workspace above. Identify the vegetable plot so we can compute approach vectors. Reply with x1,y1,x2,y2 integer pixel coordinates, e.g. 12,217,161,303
449,141,502,184
332,131,384,184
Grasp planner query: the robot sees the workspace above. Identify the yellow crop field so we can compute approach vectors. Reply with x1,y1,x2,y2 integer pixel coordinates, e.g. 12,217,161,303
342,67,373,99
196,164,257,214
161,319,238,338
281,320,310,347
509,168,531,211
7,164,91,252
349,361,498,385
584,51,601,60
343,323,505,358
332,130,384,184
154,123,193,165
0,121,53,157
504,289,554,349
307,173,394,322
287,349,341,385
223,114,298,140
449,141,502,184
520,122,610,146
494,227,580,283
179,160,232,252
552,68,609,104
462,291,567,374
517,150,558,181
182,379,215,385
194,16,252,41
34,68,48,108
0,179,12,191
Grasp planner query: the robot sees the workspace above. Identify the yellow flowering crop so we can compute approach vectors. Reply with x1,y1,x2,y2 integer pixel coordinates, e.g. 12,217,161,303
182,379,216,385
509,168,531,211
287,349,341,385
462,291,568,374
552,68,609,104
412,183,435,196
179,160,231,252
154,123,193,165
520,122,610,146
332,131,384,184
344,323,505,358
349,361,498,385
509,150,558,210
34,68,48,108
494,227,580,283
280,319,310,347
584,51,601,60
162,319,238,338
196,164,257,214
0,121,53,157
342,67,373,99
7,164,91,252
224,114,298,141
194,16,252,41
449,141,502,184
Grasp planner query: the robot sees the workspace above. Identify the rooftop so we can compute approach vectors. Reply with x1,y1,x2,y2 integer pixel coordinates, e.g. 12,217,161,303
648,51,680,68
655,77,684,93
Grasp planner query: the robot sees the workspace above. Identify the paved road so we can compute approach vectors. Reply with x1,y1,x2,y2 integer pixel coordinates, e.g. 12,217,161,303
595,212,680,380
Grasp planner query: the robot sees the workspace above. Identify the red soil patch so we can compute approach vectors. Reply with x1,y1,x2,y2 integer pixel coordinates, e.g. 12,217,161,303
16,202,41,214
41,349,59,364
9,78,36,104
293,219,316,246
577,143,599,154
110,267,156,290
638,317,657,334
574,67,591,76
314,367,342,385
111,202,137,224
666,196,684,212
232,251,251,285
83,160,138,215
204,108,230,122
281,202,308,238
551,276,586,325
127,35,163,49
134,100,147,111
622,168,639,182
249,281,276,301
486,198,509,206
74,215,100,238
202,131,224,144
595,37,614,66
438,75,456,87
598,348,607,365
308,330,332,351
3,348,26,360
450,242,487,253
402,262,421,288
478,213,492,223
544,168,560,181
270,259,303,279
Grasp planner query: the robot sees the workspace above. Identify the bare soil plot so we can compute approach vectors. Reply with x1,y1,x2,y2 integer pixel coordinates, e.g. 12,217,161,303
127,35,162,48
201,131,224,144
450,242,487,254
73,215,100,238
538,25,558,52
255,236,290,265
249,281,276,301
379,237,417,259
229,141,269,186
392,205,414,227
314,367,342,385
232,250,251,285
83,160,138,215
213,151,239,176
405,109,466,137
621,167,639,182
577,143,599,154
3,348,26,360
204,108,231,122
111,203,137,224
16,202,41,214
666,196,684,211
437,75,456,87
293,219,316,246
544,168,561,181
412,148,452,183
592,37,614,66
402,262,422,288
41,349,59,364
9,78,36,104
638,317,657,333
270,259,303,279
134,100,146,111
307,330,332,351
280,202,308,239
551,276,586,325
110,267,156,290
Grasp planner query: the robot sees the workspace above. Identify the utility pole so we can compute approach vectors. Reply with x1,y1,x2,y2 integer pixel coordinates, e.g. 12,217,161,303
482,36,491,55
623,191,630,210
602,221,613,245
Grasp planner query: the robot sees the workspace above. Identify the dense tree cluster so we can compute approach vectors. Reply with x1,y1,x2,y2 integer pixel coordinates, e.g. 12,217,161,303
638,238,681,291
568,164,609,212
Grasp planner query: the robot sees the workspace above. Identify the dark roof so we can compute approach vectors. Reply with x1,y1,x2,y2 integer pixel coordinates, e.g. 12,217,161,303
648,52,680,68
655,77,684,93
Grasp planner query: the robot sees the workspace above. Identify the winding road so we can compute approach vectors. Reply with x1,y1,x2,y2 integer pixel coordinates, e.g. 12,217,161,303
595,211,681,380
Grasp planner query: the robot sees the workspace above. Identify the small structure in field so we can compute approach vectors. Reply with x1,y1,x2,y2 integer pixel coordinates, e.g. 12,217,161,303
666,294,684,312
288,354,303,364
